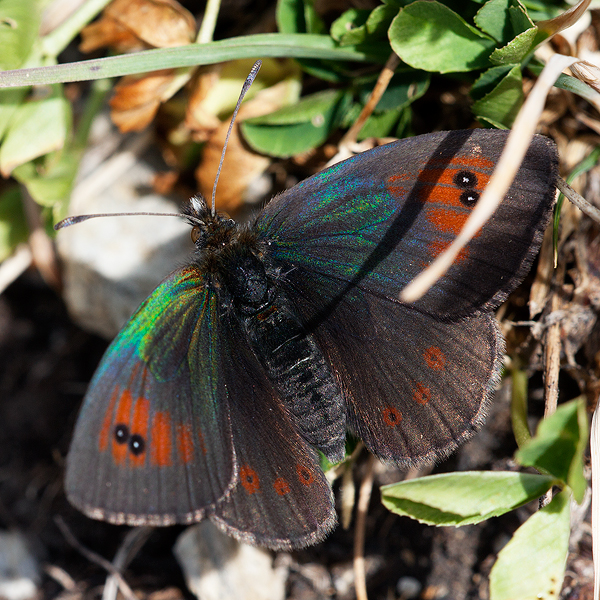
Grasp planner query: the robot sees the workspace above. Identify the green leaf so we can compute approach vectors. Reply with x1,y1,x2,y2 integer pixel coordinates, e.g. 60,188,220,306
0,34,385,89
330,9,370,43
0,86,26,141
241,90,349,157
13,149,78,210
489,27,537,65
470,64,514,100
489,489,570,600
0,93,70,176
331,4,397,46
509,2,534,34
516,397,588,502
389,1,496,73
474,0,514,43
357,107,402,140
276,0,325,34
359,71,430,111
0,185,27,262
510,366,532,447
381,471,555,526
472,64,523,128
0,0,42,70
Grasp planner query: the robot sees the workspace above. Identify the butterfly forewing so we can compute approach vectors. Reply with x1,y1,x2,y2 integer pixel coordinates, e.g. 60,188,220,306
210,312,336,550
256,130,557,320
66,266,237,525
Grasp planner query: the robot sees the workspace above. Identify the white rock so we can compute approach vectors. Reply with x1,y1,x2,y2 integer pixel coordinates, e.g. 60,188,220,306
173,522,288,600
0,531,40,600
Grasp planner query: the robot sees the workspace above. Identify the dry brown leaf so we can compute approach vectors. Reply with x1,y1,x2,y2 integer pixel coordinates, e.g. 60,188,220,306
80,0,195,52
110,70,176,132
196,113,271,213
80,16,145,53
105,0,196,47
196,83,296,212
185,69,222,141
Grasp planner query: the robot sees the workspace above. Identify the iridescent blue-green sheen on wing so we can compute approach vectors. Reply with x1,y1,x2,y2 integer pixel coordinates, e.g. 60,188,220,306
65,266,237,525
255,130,557,319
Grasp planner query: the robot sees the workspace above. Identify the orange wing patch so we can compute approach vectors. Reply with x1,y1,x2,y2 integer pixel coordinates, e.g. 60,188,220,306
150,411,173,467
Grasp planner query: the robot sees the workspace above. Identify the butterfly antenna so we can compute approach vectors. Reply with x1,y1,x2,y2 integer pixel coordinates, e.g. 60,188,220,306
54,211,204,230
210,59,262,217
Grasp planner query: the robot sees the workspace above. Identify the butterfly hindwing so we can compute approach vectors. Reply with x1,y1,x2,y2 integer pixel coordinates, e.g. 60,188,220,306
284,267,501,465
210,314,336,550
66,266,237,525
256,130,557,320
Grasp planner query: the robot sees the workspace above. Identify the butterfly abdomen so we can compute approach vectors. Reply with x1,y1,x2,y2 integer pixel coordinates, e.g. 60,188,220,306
241,293,347,463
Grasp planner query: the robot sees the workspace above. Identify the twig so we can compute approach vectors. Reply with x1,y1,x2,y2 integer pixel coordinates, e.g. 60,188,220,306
353,454,376,600
340,52,401,147
103,527,154,600
55,516,139,600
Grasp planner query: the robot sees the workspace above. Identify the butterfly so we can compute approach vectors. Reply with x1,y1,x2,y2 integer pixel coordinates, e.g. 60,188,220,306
64,128,558,550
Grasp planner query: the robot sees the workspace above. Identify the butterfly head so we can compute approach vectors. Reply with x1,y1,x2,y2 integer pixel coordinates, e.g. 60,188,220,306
183,196,237,251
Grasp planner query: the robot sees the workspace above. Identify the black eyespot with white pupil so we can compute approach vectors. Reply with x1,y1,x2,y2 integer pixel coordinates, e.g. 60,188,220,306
129,434,145,455
453,170,480,206
114,424,146,456
454,170,478,188
459,190,480,206
115,424,129,444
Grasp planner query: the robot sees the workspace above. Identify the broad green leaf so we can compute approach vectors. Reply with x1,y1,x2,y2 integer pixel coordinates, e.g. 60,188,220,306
381,471,554,526
330,5,397,46
509,3,534,34
241,90,349,157
516,397,588,502
0,87,26,141
0,186,27,262
357,107,402,140
470,64,514,100
489,27,537,65
389,1,496,73
330,9,370,43
474,0,514,43
489,489,570,600
0,0,42,70
358,71,430,111
12,150,78,209
472,64,523,128
276,0,325,34
520,0,563,21
0,94,70,176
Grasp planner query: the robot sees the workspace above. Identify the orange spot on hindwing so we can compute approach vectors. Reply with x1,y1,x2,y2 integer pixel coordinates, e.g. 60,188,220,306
273,477,291,496
296,464,315,486
423,347,446,370
413,383,431,405
240,465,260,494
383,406,402,427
